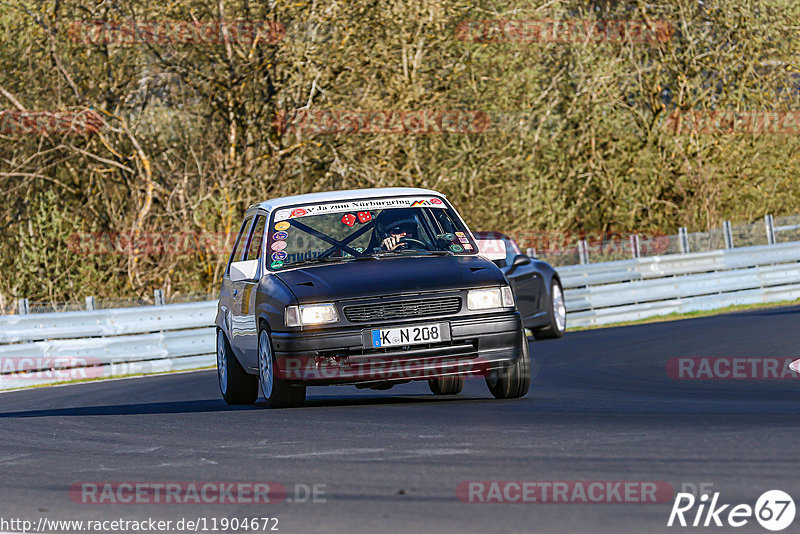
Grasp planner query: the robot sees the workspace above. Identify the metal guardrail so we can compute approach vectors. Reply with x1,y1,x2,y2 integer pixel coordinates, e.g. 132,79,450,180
2,240,800,389
0,302,217,390
565,263,800,311
558,241,800,288
561,242,800,327
0,327,215,366
566,284,800,328
0,301,216,343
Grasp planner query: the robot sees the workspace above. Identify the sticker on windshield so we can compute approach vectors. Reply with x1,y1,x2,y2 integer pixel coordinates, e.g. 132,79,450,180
271,251,287,261
274,196,448,221
271,241,287,251
272,231,288,240
274,221,290,231
459,237,469,244
411,199,446,207
450,244,464,253
455,231,466,238
341,213,357,227
463,243,473,250
270,260,284,269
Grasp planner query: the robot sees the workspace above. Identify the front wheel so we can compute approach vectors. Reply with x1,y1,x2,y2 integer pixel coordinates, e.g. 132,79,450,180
259,329,306,408
428,375,465,395
485,332,531,399
533,279,566,339
217,329,258,405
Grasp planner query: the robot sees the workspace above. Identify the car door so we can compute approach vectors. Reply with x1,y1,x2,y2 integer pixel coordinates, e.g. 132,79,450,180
221,214,251,347
502,238,545,327
230,213,267,370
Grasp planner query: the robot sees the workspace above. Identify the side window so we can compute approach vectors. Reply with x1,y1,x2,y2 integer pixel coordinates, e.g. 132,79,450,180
428,209,455,234
244,215,266,262
227,216,253,272
427,208,478,254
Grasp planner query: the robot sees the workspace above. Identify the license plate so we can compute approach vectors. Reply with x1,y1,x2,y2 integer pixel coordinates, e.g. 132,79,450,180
366,323,449,348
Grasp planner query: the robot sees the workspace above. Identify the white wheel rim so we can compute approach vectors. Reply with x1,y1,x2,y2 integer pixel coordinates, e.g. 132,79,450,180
553,283,566,332
259,331,274,399
217,331,227,393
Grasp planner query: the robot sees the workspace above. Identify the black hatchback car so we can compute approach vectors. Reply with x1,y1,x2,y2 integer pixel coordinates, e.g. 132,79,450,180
473,232,566,339
215,188,530,407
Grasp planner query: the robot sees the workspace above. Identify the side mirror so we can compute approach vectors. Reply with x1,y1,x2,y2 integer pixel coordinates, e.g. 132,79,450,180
230,259,259,282
512,255,532,267
476,239,507,261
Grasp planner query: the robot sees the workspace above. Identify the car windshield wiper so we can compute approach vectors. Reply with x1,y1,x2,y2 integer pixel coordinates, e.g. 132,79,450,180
422,250,455,256
286,256,352,268
287,249,454,266
362,249,454,259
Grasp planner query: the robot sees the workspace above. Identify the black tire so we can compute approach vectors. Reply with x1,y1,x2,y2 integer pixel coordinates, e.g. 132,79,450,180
533,278,566,339
217,329,258,405
258,329,306,408
486,331,531,399
428,375,465,395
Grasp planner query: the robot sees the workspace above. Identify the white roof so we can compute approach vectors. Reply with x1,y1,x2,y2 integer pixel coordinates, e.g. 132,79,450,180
247,187,445,213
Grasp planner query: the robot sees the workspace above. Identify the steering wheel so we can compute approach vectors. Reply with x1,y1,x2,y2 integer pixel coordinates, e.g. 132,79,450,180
398,237,431,250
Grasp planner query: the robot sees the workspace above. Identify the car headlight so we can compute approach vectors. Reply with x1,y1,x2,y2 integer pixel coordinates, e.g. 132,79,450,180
467,287,515,310
285,303,339,327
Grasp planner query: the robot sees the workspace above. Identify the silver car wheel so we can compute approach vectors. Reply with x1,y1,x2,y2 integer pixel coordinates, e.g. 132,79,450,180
259,330,274,399
553,283,566,333
217,330,227,393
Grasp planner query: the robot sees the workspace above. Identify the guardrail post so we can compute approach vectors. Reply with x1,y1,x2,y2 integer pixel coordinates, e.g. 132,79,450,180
17,298,29,315
765,214,776,245
154,289,165,306
85,296,96,311
577,239,589,265
630,234,641,259
723,220,734,249
679,227,689,253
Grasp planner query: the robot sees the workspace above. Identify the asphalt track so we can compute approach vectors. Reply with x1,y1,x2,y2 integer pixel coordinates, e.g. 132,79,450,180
1,305,800,533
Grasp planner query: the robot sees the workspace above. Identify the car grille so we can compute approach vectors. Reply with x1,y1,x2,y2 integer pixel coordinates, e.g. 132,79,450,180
343,296,462,323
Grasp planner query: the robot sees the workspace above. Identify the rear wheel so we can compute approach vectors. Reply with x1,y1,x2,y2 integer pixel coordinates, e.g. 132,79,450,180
217,329,258,405
428,375,465,395
533,279,566,339
259,329,306,408
486,332,531,399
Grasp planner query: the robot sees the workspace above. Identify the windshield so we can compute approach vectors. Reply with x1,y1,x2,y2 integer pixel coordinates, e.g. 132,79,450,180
265,195,478,270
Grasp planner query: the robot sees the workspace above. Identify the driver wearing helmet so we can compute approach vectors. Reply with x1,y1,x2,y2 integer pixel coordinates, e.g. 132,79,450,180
371,209,424,251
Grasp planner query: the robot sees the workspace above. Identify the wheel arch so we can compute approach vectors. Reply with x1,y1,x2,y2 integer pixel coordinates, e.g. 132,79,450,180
258,317,271,335
550,270,562,292
532,259,561,293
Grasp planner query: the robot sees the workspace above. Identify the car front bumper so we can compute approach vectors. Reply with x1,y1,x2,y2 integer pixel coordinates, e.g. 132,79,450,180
269,311,524,385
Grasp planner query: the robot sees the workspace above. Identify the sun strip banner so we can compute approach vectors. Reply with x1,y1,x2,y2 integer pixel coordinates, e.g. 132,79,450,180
273,197,446,221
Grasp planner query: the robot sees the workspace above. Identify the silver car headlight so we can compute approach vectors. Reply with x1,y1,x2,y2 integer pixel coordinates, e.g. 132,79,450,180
285,303,339,327
467,287,515,310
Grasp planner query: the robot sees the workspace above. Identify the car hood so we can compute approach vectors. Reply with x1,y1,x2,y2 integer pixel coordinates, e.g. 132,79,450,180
274,254,505,303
